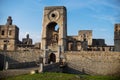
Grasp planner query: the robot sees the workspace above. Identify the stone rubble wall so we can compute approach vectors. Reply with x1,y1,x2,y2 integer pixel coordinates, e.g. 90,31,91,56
44,63,61,72
65,51,120,76
0,50,120,76
0,50,43,69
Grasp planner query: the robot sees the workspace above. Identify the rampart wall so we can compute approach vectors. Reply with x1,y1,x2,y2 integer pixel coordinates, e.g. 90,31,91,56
0,50,43,69
65,51,120,75
0,50,120,76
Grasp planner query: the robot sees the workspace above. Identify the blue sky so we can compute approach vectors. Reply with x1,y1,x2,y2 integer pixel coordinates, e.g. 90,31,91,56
0,0,120,45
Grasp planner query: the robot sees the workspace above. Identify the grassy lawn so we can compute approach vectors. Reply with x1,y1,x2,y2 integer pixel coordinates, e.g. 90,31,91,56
1,72,120,80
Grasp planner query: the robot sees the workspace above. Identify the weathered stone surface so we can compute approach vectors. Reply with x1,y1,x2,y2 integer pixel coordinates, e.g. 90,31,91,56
0,50,120,75
41,6,67,51
65,51,120,75
0,50,43,69
22,34,32,45
114,24,120,52
0,16,19,51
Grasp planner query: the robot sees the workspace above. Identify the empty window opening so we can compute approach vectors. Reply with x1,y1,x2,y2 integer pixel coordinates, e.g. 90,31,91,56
9,30,12,35
47,22,59,46
55,25,59,31
1,30,5,35
51,13,56,18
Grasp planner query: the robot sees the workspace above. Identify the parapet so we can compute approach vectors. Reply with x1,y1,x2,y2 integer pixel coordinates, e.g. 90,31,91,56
44,6,66,10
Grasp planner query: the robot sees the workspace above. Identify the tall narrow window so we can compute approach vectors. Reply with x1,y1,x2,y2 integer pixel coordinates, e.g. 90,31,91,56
115,27,118,31
9,30,12,35
1,30,5,35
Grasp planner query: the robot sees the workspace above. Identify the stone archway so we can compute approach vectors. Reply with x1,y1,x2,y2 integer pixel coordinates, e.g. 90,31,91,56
41,6,67,64
48,53,56,64
41,6,67,51
46,22,59,47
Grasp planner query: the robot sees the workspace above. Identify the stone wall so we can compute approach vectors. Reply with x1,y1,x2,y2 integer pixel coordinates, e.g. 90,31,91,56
1,50,120,76
65,51,120,76
0,25,19,51
44,63,62,72
0,50,43,69
0,54,4,70
114,40,120,52
114,24,120,52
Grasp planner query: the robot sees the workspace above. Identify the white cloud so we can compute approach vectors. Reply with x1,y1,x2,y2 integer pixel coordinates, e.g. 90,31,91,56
92,14,119,24
30,33,41,44
18,0,120,45
97,0,120,10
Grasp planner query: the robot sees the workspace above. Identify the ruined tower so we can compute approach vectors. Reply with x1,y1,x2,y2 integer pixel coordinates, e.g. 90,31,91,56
41,6,67,64
78,30,92,46
41,6,67,52
22,34,33,45
0,16,19,51
114,24,120,52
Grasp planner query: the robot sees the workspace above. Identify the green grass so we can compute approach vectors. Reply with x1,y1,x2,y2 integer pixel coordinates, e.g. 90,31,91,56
1,72,120,80
79,75,120,80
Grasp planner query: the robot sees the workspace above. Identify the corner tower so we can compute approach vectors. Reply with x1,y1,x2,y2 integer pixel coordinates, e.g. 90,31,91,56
114,24,120,52
41,6,67,52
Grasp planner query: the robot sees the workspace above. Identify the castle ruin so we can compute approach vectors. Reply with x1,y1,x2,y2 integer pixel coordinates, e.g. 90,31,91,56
0,6,120,76
0,16,19,51
40,6,119,64
0,7,119,52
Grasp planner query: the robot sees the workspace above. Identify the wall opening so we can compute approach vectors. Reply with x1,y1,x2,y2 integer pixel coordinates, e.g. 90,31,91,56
55,25,59,31
1,30,5,35
3,44,7,50
9,30,12,35
46,22,59,46
48,53,56,64
68,42,74,51
51,13,56,18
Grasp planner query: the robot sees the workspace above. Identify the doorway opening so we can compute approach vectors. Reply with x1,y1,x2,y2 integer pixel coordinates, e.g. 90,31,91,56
48,53,56,64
